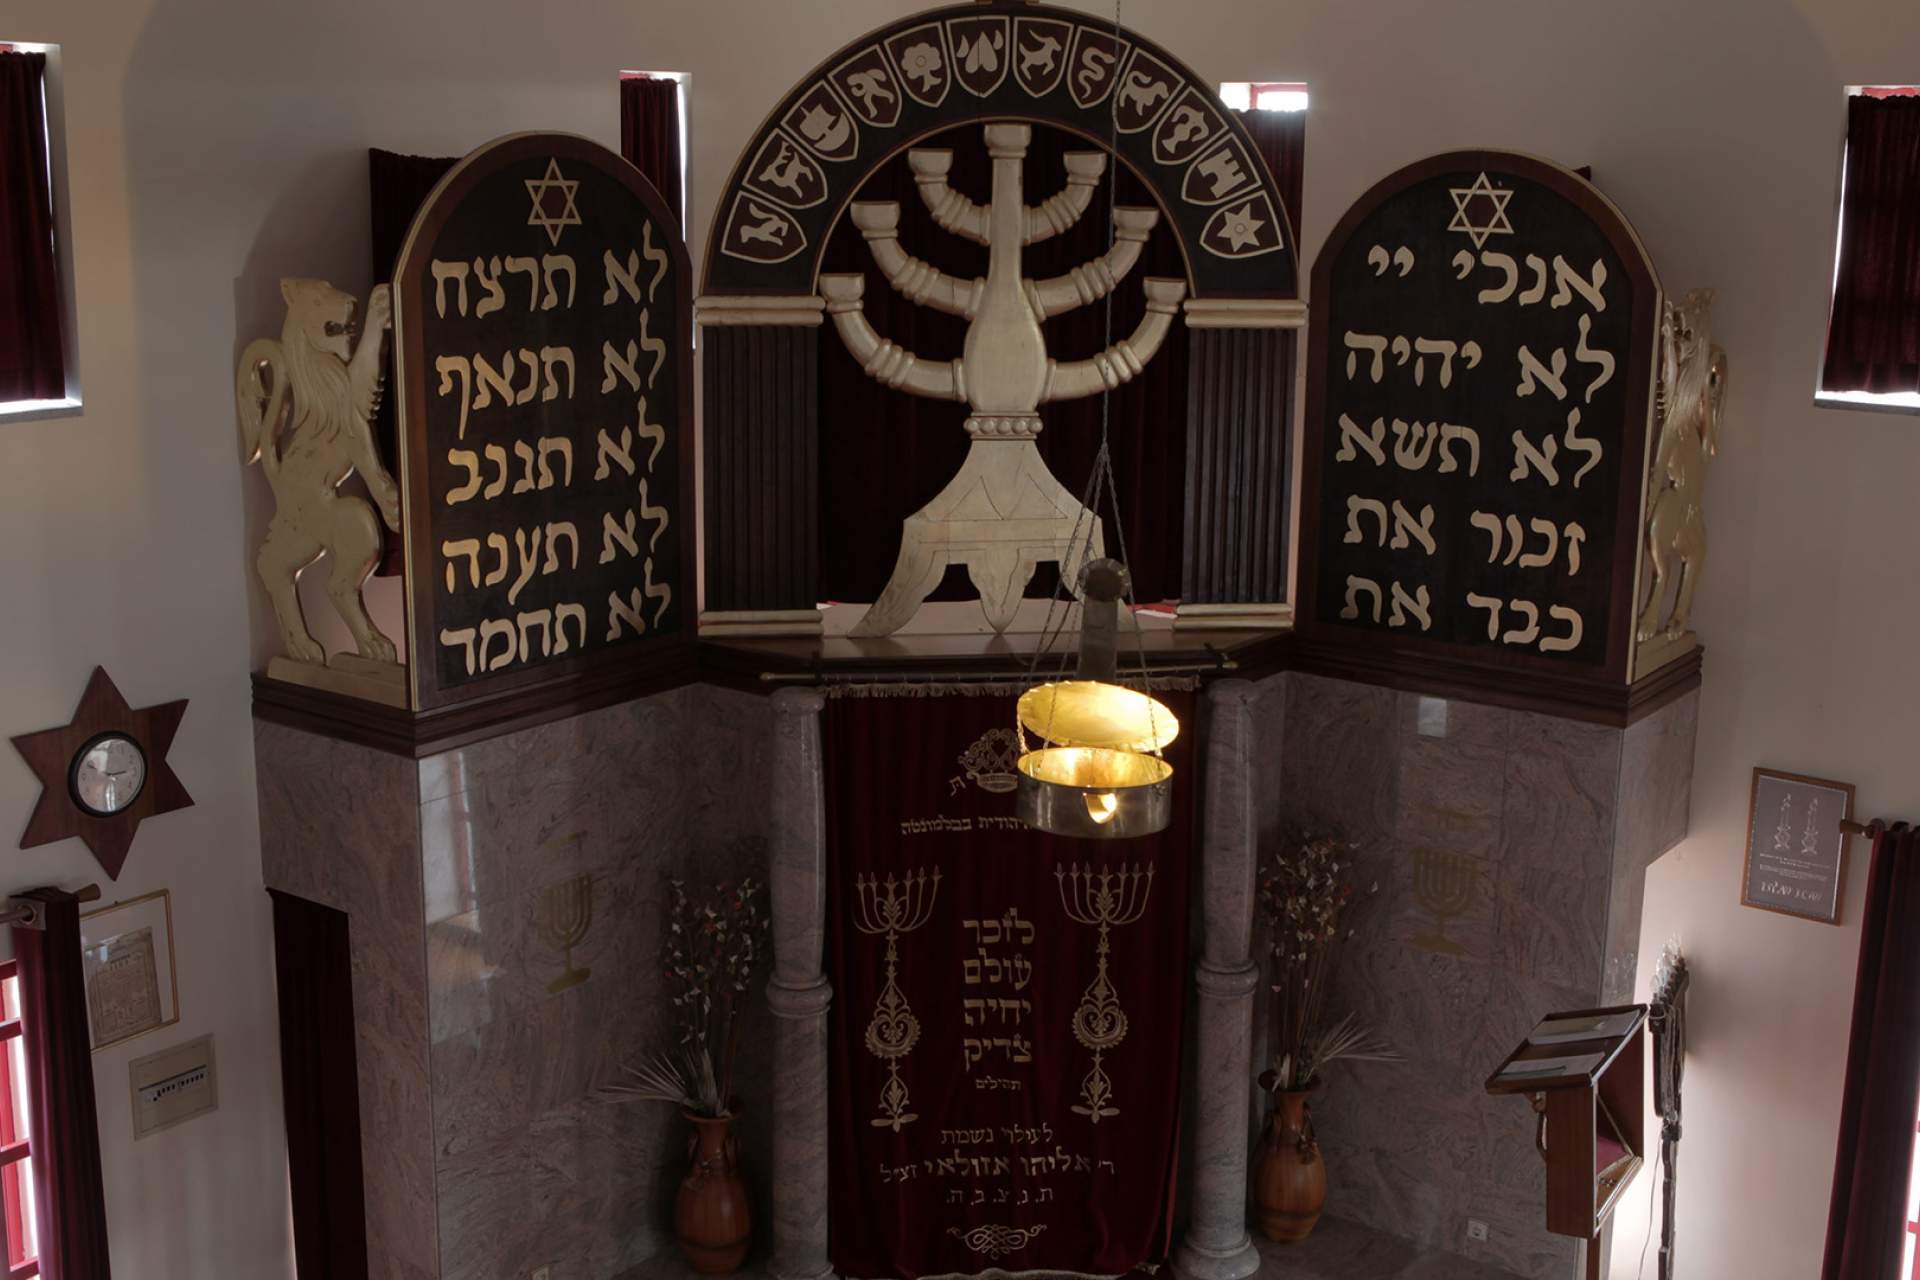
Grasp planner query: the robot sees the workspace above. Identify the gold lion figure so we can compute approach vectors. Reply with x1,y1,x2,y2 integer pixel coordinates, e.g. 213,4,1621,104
1636,288,1727,644
237,280,403,668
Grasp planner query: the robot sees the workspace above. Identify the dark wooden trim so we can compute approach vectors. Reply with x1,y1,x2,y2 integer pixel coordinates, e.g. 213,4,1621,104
251,646,696,759
702,326,820,612
1181,327,1292,604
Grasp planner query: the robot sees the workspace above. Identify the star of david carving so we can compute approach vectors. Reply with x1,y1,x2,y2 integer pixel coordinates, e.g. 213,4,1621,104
1217,201,1267,252
525,158,583,247
11,668,192,880
1447,172,1515,250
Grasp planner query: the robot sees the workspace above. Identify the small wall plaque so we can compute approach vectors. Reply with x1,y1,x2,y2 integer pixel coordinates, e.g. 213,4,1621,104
128,1033,217,1139
1740,767,1855,925
80,889,179,1052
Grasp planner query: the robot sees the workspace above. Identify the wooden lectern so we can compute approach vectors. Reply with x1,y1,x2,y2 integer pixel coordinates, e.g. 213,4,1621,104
1487,1004,1648,1280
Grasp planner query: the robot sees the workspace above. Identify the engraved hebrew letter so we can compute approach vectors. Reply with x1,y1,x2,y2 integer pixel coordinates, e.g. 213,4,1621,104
435,356,472,439
643,556,673,628
1516,346,1569,400
1518,254,1549,305
1368,245,1390,276
473,256,507,317
1394,246,1415,276
1562,408,1603,488
1452,249,1475,280
1564,522,1587,575
431,260,470,317
1501,513,1525,566
472,352,517,411
1470,510,1504,562
638,309,668,388
439,627,478,675
603,249,645,305
541,254,577,310
596,427,636,480
636,397,668,472
1518,517,1559,569
515,348,539,406
1345,495,1390,546
1391,334,1413,371
539,346,576,401
1461,341,1483,369
512,439,539,494
600,510,640,563
1501,600,1541,645
1438,424,1481,476
1551,256,1607,312
1574,314,1615,403
553,602,588,654
483,532,509,586
643,221,670,300
544,521,580,573
1391,418,1438,470
638,478,671,552
1414,338,1460,387
607,588,647,640
1336,414,1387,466
508,526,543,606
516,608,552,660
1341,575,1383,623
602,340,642,393
1467,592,1504,640
442,538,482,592
1389,500,1437,555
446,449,482,504
479,618,518,671
1541,605,1584,652
538,436,574,488
483,443,509,499
504,255,540,310
1510,431,1560,485
1477,251,1519,304
1389,581,1432,630
1344,332,1388,382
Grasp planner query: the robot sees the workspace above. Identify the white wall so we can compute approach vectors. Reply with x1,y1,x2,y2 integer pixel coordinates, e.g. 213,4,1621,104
0,0,1914,1276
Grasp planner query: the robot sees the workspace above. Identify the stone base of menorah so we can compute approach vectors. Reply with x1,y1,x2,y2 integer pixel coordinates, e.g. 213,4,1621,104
849,437,1105,637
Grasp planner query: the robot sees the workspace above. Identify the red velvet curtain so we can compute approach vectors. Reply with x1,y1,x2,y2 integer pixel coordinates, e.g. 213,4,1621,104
1232,107,1307,247
1821,823,1920,1279
1823,94,1920,394
14,891,111,1280
817,123,1189,605
619,76,683,228
823,691,1193,1278
270,891,369,1280
0,51,66,402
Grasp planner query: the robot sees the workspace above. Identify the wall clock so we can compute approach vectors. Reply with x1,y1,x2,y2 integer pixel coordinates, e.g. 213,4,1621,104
11,668,191,879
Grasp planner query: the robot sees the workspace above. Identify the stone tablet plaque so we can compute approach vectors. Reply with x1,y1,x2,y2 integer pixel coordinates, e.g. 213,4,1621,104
1740,767,1854,925
394,133,694,710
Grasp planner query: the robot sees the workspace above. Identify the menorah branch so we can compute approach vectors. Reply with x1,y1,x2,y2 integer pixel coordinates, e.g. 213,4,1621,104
820,274,963,401
1026,207,1161,321
1043,278,1189,402
852,202,984,319
909,147,1107,248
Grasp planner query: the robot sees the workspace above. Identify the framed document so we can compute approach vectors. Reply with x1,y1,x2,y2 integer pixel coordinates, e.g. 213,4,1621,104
1740,768,1855,925
79,889,179,1051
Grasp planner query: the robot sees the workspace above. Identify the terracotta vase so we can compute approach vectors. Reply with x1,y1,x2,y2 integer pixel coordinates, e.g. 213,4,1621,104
1254,1089,1327,1243
676,1111,750,1275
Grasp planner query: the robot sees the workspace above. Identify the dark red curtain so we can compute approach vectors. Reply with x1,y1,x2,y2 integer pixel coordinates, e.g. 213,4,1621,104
0,52,66,402
270,891,369,1280
619,76,683,228
14,891,111,1280
818,124,1189,605
823,691,1192,1279
1821,823,1920,1280
1823,95,1920,394
1232,107,1307,248
368,149,458,574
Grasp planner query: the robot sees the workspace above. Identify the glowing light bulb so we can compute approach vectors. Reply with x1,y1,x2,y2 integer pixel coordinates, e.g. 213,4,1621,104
1085,792,1119,825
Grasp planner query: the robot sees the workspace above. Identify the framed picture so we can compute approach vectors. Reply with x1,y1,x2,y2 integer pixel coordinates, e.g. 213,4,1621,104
78,889,179,1051
1740,768,1856,925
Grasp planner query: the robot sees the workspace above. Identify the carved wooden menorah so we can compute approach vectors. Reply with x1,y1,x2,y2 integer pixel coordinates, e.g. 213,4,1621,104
853,867,942,1130
821,123,1187,636
1055,861,1155,1123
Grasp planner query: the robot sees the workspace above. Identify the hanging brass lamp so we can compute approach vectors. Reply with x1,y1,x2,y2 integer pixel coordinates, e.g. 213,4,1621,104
1016,560,1178,838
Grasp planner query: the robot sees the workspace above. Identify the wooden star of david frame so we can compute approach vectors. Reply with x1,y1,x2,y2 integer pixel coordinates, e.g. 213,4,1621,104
10,667,192,880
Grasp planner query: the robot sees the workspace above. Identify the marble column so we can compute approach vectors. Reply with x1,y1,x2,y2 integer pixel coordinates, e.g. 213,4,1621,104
766,688,835,1280
1173,680,1263,1280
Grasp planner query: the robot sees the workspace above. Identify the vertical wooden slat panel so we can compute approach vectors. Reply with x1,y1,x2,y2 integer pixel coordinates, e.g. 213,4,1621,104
1181,327,1291,605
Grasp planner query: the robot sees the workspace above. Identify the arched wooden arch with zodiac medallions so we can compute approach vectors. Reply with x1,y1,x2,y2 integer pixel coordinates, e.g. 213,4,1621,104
696,1,1304,638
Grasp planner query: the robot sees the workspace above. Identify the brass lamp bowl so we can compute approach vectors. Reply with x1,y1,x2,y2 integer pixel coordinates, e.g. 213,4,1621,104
1016,680,1181,753
1015,745,1173,839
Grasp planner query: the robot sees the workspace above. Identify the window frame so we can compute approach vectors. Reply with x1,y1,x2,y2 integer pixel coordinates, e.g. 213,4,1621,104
0,40,82,423
0,960,38,1279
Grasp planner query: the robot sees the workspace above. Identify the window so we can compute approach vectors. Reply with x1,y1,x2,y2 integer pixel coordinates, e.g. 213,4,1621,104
0,42,78,420
1818,86,1920,413
0,962,38,1278
1219,80,1309,113
618,69,690,232
1905,1088,1920,1280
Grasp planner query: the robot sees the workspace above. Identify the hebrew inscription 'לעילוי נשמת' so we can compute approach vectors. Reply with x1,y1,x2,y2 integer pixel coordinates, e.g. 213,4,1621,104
820,122,1187,636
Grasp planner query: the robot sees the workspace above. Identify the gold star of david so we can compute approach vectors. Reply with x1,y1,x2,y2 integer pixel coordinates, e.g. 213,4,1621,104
525,158,582,247
1447,172,1515,250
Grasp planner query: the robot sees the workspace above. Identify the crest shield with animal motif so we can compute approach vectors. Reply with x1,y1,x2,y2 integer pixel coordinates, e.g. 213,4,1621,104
945,15,1010,98
1201,192,1285,259
1112,50,1180,133
782,82,860,163
720,191,808,265
741,129,828,210
1012,17,1072,98
830,45,904,129
1182,136,1261,207
1067,27,1130,109
1152,87,1224,168
885,23,952,108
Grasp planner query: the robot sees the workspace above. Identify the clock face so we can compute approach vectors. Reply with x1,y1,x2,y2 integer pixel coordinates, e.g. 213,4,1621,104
69,734,147,817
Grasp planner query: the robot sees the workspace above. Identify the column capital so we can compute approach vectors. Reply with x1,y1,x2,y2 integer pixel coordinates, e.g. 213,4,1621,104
1195,960,1260,999
767,976,833,1020
771,686,828,717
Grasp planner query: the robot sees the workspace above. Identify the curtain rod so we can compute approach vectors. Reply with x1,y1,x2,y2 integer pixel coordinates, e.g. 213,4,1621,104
0,883,102,932
1840,817,1900,838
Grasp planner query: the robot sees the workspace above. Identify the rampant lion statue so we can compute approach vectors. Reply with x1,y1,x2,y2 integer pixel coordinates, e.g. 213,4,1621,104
1635,288,1727,644
237,279,403,667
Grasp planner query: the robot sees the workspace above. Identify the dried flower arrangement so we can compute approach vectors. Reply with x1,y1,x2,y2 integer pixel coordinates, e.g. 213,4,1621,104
1255,833,1398,1093
606,877,770,1118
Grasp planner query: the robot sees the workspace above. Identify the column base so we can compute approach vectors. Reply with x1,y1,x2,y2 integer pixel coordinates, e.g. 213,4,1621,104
1172,1232,1261,1280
